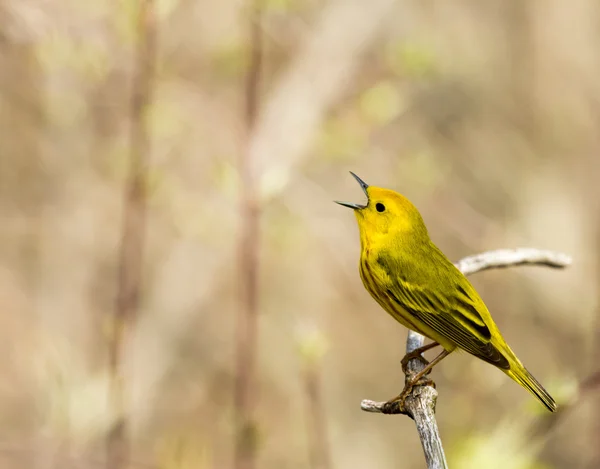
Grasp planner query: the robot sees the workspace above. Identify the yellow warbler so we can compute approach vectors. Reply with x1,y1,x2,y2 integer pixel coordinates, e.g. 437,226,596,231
336,172,557,412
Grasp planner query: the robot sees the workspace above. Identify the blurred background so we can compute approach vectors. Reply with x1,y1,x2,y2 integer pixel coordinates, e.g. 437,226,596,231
1,0,600,468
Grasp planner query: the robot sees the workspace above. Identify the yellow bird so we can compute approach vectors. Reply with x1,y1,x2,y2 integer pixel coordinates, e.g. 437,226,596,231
336,172,557,412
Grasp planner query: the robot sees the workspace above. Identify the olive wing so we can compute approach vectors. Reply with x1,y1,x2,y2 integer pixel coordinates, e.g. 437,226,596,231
385,271,509,370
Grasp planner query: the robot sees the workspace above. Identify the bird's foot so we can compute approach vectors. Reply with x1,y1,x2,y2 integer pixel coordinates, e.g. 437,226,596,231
381,375,436,414
401,352,429,374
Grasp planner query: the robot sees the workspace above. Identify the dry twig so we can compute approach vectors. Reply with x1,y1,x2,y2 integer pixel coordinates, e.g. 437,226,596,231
361,248,572,469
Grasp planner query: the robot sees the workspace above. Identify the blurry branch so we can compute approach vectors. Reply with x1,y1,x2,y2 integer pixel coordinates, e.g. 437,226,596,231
246,0,398,194
302,363,332,469
530,365,600,439
234,0,263,469
107,1,156,469
361,248,572,469
119,0,398,433
298,328,332,469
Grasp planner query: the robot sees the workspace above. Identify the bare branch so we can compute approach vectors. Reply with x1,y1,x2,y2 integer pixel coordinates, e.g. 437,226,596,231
455,248,572,276
360,248,572,469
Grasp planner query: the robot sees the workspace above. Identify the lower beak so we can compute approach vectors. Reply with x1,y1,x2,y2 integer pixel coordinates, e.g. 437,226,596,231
334,201,365,210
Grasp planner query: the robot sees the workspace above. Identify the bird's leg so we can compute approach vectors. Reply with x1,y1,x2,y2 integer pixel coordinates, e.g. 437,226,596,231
384,349,450,414
400,341,440,374
404,348,449,387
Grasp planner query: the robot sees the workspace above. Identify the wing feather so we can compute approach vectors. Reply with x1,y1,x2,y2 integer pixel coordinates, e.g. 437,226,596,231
385,271,509,370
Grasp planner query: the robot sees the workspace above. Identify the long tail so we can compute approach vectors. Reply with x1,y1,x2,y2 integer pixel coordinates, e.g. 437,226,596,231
505,363,557,412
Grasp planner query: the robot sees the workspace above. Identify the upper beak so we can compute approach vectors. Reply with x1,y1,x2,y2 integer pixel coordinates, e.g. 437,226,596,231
334,171,369,209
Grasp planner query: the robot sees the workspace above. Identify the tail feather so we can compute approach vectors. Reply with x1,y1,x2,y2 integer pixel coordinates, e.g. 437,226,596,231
507,366,557,412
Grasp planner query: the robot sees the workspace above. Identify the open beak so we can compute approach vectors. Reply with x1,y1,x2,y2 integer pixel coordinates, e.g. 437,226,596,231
334,171,369,209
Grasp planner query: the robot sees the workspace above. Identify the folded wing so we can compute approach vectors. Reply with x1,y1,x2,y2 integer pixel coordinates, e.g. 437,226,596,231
386,275,510,370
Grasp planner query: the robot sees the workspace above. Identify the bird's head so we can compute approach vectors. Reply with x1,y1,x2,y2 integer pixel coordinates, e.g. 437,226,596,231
335,172,428,246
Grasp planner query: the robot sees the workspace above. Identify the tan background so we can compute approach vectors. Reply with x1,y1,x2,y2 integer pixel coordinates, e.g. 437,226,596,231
1,1,599,468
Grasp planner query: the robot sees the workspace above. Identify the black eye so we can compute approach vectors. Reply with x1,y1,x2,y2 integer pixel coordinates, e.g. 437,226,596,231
376,203,385,212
